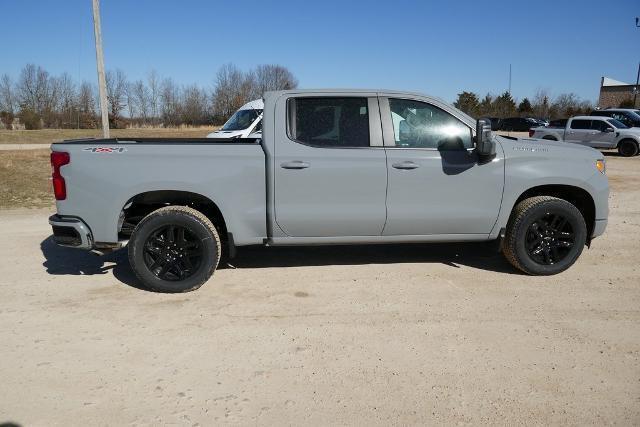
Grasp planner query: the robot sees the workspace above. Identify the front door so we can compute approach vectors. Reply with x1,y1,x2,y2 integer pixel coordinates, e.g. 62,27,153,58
588,119,617,148
381,97,504,236
274,95,387,237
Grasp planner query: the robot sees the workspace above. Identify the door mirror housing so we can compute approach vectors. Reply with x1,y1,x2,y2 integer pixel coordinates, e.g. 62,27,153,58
475,119,495,159
603,127,614,133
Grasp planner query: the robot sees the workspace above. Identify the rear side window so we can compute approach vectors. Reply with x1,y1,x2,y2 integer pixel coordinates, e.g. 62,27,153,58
570,120,591,130
287,97,370,147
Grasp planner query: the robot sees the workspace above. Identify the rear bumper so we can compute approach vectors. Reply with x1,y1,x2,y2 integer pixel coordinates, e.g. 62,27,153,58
592,219,607,239
48,215,93,249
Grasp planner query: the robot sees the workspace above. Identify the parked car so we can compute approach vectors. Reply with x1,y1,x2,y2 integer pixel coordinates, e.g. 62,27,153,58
530,115,640,156
500,117,540,131
207,99,263,139
49,89,608,292
590,109,640,128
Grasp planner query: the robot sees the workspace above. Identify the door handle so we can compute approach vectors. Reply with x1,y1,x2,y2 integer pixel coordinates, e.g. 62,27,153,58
392,161,420,170
280,160,310,169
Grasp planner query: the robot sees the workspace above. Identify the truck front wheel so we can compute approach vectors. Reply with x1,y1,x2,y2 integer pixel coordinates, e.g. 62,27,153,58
128,206,221,292
502,196,587,275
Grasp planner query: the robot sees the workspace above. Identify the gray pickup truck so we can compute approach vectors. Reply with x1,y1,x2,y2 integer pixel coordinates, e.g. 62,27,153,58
530,116,640,157
49,89,609,292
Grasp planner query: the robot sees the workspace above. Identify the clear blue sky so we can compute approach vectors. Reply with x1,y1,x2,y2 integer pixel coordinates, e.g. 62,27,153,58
1,0,638,103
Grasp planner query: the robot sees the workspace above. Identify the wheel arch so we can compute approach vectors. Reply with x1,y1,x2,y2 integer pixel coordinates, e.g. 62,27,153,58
616,137,639,149
511,184,596,243
118,190,232,255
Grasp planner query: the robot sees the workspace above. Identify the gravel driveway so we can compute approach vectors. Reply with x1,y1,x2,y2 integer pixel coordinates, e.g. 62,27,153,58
0,155,638,425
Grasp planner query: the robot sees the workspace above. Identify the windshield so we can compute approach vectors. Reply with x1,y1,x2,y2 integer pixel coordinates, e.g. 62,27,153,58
607,119,628,129
221,109,262,131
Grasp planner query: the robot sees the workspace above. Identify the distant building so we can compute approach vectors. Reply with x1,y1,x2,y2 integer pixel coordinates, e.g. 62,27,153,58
597,77,639,109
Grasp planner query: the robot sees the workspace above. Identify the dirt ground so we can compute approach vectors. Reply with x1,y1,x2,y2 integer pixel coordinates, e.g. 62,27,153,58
0,154,639,425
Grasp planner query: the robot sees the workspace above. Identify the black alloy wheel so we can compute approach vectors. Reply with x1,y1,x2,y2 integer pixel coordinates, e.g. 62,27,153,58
143,224,203,281
525,212,574,265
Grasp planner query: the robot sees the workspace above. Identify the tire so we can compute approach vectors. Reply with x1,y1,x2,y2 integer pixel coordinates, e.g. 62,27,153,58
128,206,221,292
617,139,639,157
502,196,587,275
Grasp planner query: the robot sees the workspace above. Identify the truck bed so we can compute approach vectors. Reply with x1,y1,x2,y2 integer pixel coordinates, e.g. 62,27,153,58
51,137,267,246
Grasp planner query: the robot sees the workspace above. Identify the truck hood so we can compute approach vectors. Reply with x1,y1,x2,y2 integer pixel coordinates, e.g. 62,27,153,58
496,135,602,161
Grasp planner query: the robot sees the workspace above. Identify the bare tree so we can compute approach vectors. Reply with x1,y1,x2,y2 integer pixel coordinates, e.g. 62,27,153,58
211,63,245,121
147,70,160,124
57,73,77,128
17,64,50,114
160,77,181,126
132,80,150,123
0,74,16,114
105,69,128,126
78,81,98,128
254,64,298,95
531,88,550,119
181,85,209,125
125,82,137,120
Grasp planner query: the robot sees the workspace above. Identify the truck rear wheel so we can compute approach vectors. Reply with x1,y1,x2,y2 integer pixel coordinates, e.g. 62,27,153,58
502,196,586,275
618,139,639,157
128,206,221,292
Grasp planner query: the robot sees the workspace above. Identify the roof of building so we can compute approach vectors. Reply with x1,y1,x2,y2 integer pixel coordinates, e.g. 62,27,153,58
602,77,632,87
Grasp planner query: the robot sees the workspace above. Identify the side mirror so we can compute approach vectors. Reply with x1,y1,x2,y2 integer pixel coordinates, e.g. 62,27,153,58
604,127,614,133
475,119,495,159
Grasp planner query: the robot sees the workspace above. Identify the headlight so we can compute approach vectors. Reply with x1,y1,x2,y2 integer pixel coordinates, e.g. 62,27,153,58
596,159,606,174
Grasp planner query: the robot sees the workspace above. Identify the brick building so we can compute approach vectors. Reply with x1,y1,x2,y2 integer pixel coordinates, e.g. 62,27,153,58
597,77,639,109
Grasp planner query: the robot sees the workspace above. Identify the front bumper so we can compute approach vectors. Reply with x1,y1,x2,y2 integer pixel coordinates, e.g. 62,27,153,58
48,215,93,249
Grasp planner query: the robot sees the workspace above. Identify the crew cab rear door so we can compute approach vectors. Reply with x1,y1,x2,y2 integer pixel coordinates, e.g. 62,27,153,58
379,96,504,236
565,119,592,145
273,94,387,237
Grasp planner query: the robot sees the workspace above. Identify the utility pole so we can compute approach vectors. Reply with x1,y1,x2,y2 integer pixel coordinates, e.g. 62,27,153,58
92,0,110,138
634,62,640,107
635,18,639,107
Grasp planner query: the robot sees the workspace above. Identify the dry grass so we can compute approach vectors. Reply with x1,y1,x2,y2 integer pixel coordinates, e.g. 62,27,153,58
0,127,219,145
0,149,53,209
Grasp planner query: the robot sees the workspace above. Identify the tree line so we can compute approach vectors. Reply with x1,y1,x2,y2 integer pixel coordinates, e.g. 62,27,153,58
0,63,297,130
453,90,594,120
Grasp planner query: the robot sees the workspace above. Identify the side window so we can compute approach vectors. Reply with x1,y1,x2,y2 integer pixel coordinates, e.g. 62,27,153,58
591,120,612,131
570,119,591,130
287,97,370,147
388,99,472,149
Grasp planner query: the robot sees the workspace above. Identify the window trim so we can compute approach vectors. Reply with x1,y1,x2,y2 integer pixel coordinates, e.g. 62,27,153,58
379,96,474,150
285,96,382,149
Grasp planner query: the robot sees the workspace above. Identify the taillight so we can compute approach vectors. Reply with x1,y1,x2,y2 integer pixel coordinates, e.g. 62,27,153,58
528,129,535,137
51,151,70,200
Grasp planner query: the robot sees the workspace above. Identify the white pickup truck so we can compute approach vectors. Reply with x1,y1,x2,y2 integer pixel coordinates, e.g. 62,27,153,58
530,116,640,157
